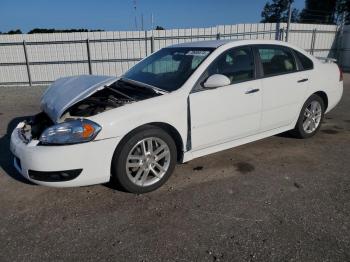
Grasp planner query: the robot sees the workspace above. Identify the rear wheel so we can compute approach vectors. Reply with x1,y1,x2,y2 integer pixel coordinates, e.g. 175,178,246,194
111,126,177,193
291,94,324,138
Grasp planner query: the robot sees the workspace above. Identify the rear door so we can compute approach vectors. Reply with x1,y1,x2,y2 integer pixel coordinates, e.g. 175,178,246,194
254,45,309,131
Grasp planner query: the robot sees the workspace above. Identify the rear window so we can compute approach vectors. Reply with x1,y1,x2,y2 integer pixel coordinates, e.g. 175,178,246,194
294,50,314,70
258,47,297,76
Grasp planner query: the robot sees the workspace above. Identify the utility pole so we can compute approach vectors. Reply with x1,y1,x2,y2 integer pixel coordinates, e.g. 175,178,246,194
133,0,138,30
151,13,154,30
285,0,292,42
141,13,144,30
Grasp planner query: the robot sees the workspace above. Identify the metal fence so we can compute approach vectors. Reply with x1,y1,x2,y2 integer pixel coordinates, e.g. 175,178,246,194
0,23,340,86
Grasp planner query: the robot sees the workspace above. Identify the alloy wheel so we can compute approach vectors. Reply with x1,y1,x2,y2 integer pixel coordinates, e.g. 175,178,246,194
126,137,171,187
302,100,322,134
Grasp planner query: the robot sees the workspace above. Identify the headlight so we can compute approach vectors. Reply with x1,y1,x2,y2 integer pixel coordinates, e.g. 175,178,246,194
39,119,101,145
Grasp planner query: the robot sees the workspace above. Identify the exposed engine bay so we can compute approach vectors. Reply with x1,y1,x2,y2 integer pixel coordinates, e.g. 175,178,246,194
21,78,162,141
62,80,161,119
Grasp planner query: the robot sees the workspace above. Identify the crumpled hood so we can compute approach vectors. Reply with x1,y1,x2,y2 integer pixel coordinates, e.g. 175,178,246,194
41,75,118,123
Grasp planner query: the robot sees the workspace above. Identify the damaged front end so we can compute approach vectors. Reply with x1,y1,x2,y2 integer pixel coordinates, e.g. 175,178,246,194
18,75,162,145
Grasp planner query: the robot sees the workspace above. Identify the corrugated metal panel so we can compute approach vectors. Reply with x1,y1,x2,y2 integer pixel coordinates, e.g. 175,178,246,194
0,23,340,86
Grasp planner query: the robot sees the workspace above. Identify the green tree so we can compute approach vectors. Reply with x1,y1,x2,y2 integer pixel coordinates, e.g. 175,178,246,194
299,0,337,24
155,25,165,30
28,28,104,34
6,29,22,34
336,0,350,24
261,0,299,23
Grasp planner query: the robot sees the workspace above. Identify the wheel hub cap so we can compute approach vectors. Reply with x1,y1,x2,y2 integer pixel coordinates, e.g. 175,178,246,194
126,137,171,187
302,101,322,134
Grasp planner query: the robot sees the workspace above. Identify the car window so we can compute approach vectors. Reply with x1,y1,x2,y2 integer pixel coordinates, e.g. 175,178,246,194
142,54,181,74
258,47,296,76
124,48,213,92
206,47,255,84
294,50,314,70
191,55,206,69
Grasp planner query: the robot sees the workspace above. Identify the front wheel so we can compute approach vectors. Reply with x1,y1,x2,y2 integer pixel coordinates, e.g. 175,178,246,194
291,94,325,138
111,126,177,193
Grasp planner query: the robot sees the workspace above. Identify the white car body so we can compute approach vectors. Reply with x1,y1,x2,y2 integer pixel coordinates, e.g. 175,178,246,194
10,39,343,187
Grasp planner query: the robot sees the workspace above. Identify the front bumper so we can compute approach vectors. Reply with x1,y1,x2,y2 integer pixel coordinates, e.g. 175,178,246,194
10,123,120,187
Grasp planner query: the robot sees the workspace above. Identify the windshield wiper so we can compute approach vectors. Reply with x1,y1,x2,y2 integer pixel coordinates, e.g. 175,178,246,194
120,78,169,95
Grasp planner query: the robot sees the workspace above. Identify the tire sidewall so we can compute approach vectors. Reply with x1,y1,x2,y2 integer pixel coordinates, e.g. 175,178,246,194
112,126,177,193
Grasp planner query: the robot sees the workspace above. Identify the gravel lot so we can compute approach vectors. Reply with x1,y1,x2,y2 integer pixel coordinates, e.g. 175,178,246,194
0,75,349,262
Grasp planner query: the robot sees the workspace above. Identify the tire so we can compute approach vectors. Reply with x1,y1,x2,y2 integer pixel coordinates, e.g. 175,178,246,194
111,126,177,193
290,94,325,139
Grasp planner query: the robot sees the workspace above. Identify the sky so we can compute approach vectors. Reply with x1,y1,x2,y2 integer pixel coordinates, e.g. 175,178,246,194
0,0,305,33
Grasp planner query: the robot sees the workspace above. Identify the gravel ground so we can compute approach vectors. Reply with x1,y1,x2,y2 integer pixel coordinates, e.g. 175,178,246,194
0,75,349,262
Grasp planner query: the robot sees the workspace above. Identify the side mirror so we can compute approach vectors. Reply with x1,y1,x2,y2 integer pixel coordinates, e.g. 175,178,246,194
203,74,231,89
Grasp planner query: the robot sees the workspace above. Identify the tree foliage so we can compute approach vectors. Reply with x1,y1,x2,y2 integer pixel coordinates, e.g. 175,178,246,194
261,0,349,25
28,28,104,34
261,0,299,23
299,0,337,24
0,29,22,34
155,25,165,30
336,0,350,24
0,28,105,34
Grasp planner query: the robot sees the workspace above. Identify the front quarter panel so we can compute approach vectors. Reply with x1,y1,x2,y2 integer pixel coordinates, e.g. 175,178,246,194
88,91,188,150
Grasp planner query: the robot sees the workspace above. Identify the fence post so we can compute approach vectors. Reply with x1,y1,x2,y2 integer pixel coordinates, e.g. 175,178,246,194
279,28,285,41
216,33,221,40
151,35,155,53
86,39,92,74
145,30,148,56
310,29,317,55
23,40,32,86
275,22,281,40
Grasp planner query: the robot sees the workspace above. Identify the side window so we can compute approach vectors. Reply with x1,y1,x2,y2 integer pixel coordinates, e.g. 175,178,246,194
294,50,314,70
258,47,296,77
206,47,255,84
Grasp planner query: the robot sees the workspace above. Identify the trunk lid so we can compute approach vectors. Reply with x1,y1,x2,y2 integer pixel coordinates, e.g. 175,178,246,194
41,75,118,123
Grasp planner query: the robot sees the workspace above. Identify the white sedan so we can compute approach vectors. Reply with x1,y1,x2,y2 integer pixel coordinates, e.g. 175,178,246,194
10,39,343,193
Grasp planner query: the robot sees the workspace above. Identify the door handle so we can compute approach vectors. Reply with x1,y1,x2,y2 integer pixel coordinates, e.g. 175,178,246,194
297,78,308,83
245,88,260,94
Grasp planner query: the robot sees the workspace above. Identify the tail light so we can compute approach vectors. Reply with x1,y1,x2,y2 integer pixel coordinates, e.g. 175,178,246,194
338,65,343,82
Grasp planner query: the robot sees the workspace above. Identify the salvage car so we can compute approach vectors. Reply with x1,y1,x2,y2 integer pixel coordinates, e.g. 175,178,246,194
10,40,343,193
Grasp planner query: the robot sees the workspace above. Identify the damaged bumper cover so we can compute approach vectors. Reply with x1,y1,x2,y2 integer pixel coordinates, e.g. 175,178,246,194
10,122,120,187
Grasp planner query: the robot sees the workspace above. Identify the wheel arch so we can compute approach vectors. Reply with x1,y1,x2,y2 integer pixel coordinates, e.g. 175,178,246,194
113,122,185,163
313,91,328,111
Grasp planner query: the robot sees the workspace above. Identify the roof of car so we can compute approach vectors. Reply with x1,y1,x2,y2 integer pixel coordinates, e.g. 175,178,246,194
168,39,237,48
168,39,299,50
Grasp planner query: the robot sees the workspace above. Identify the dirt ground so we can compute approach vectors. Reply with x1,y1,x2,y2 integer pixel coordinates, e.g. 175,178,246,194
0,75,349,262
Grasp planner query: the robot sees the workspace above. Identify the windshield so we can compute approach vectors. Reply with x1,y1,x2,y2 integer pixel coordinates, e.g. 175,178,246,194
123,47,213,92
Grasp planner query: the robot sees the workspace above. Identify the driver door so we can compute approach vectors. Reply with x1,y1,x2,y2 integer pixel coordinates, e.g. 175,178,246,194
189,46,263,150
